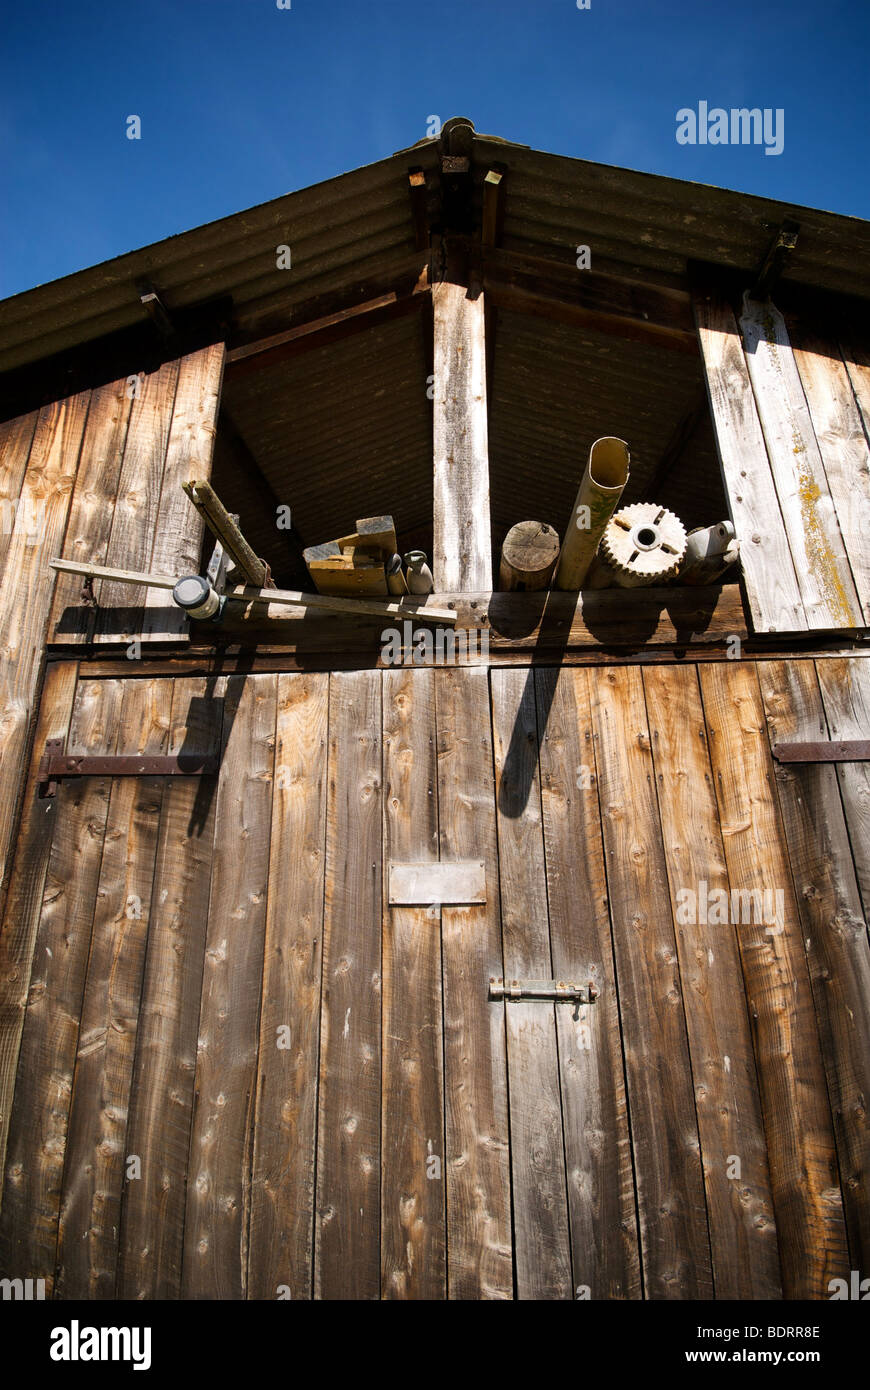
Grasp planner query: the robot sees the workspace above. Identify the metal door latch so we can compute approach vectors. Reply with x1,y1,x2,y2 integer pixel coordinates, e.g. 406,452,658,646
489,978,599,1004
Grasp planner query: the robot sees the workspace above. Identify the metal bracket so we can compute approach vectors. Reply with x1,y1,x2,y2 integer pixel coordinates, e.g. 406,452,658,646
489,977,599,1004
37,737,219,798
772,741,870,763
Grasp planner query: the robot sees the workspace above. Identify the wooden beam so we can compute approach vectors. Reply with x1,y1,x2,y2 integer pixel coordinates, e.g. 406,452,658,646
641,386,709,500
226,283,429,379
481,168,505,249
432,283,493,590
48,557,457,623
182,478,270,587
481,248,697,353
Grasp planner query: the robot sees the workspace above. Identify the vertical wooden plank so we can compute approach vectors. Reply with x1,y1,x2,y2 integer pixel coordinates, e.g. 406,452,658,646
535,667,641,1299
699,661,849,1296
143,343,225,642
314,671,382,1300
0,678,125,1291
381,666,445,1298
48,378,134,643
247,673,328,1301
643,664,781,1298
0,409,38,576
841,337,870,445
55,678,172,1298
432,283,492,591
758,659,870,1273
182,673,275,1299
0,661,78,1190
692,285,806,635
590,665,713,1299
435,666,512,1300
789,325,870,626
118,676,224,1299
739,296,860,631
814,658,870,936
0,392,91,906
491,668,572,1300
95,359,181,644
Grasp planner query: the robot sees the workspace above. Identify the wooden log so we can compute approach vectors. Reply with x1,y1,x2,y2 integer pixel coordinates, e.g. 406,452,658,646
699,661,849,1296
55,678,172,1298
643,664,781,1298
247,673,328,1301
691,283,807,635
758,658,870,1273
381,667,446,1298
435,667,512,1299
432,283,492,591
499,520,559,591
0,678,125,1291
118,677,225,1299
491,667,572,1299
555,438,629,591
0,661,78,1192
739,295,861,630
314,671,382,1299
535,667,641,1298
590,664,713,1298
182,477,268,587
181,674,275,1299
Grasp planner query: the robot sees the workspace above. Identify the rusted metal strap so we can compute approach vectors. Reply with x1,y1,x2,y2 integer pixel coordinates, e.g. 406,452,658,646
38,737,219,797
772,741,870,764
489,978,599,1004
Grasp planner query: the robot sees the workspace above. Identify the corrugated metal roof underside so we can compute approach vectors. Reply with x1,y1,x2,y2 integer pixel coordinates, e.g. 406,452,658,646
2,128,868,377
0,147,439,374
474,138,870,299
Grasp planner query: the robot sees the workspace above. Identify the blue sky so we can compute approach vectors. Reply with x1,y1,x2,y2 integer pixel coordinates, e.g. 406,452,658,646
1,0,867,299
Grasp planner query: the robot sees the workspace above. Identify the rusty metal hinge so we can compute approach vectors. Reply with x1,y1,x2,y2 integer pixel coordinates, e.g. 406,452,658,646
489,977,599,1004
37,737,219,798
771,741,870,764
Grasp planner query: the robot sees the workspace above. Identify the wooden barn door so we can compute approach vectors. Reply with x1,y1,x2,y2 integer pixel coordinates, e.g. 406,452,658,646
0,661,864,1302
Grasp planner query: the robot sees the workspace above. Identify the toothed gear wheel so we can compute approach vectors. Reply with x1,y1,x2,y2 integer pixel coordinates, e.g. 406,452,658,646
600,503,687,587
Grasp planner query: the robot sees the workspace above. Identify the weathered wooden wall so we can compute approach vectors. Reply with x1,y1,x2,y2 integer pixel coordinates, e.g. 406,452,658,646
694,287,870,637
0,345,224,928
0,656,866,1300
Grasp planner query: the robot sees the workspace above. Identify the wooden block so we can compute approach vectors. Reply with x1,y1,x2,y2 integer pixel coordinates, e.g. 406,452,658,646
335,516,397,556
388,860,485,905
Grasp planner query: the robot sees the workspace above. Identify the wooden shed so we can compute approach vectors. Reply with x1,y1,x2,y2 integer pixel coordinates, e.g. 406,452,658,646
0,117,868,1302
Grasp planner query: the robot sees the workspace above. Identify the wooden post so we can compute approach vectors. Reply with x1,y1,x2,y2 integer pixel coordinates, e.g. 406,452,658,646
499,520,559,591
554,437,629,590
432,283,492,591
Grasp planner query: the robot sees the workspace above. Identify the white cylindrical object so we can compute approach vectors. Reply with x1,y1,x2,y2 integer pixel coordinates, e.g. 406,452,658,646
680,521,740,584
404,550,434,595
173,574,221,620
555,437,630,590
